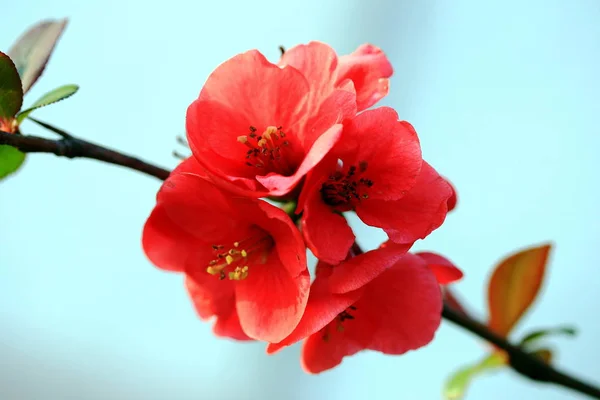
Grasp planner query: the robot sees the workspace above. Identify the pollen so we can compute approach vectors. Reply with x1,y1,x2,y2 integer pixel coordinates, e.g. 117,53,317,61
206,266,218,275
321,160,374,208
205,234,274,281
228,266,249,281
238,125,293,175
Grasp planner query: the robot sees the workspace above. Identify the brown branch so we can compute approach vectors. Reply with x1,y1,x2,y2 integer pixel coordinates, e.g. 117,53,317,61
443,304,600,399
0,130,170,180
2,129,600,398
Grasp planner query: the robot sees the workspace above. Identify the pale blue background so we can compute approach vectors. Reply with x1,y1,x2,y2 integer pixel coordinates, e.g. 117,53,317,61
2,0,599,399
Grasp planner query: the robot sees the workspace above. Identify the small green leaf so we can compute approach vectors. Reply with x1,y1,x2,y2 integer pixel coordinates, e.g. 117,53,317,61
0,52,23,121
0,145,26,179
7,19,68,94
444,352,507,400
16,84,79,123
520,326,576,347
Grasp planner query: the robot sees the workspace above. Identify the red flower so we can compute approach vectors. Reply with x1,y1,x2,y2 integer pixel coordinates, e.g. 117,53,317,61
267,245,462,374
186,44,356,198
299,107,453,264
280,42,393,113
142,158,310,342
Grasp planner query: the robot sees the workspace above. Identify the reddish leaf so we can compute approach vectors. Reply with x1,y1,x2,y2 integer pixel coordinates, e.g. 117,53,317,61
7,19,68,94
0,52,23,122
487,244,552,336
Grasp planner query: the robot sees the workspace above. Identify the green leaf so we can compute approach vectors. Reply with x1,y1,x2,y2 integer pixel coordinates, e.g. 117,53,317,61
16,84,79,123
520,326,576,347
0,52,23,121
0,145,26,179
7,19,68,94
444,352,507,400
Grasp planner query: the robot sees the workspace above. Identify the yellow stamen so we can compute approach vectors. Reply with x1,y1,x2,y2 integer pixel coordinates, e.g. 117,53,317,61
228,266,249,281
265,126,278,135
257,139,267,147
207,266,218,275
237,135,248,144
225,255,234,265
241,249,248,257
234,242,239,247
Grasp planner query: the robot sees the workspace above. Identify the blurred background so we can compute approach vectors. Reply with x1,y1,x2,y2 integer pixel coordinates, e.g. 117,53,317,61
2,0,599,398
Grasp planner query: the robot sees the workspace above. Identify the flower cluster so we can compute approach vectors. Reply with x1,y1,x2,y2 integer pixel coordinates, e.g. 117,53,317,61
142,42,462,372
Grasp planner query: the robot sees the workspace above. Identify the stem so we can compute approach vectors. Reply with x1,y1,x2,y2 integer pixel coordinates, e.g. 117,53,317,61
443,304,600,399
2,129,600,398
0,130,170,180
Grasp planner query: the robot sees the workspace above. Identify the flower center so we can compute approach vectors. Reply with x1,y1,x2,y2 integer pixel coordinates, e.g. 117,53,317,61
238,125,294,175
320,160,374,208
322,305,357,342
205,229,274,281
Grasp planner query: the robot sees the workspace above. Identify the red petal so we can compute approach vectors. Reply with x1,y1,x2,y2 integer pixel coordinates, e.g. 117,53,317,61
353,253,442,354
212,306,253,341
236,256,310,343
154,165,236,241
337,44,393,111
186,273,252,341
267,267,363,354
444,178,458,212
357,161,452,243
244,198,307,277
186,100,261,183
256,124,343,196
337,108,422,201
184,273,256,342
301,82,357,148
327,242,412,294
142,159,232,272
301,325,364,374
300,253,442,373
416,252,464,285
301,179,355,265
279,41,338,117
198,50,309,124
142,204,203,272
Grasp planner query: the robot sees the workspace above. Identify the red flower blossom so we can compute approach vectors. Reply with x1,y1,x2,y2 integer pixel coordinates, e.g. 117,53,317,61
186,44,357,198
267,245,462,374
280,42,393,113
298,107,453,264
142,158,310,342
